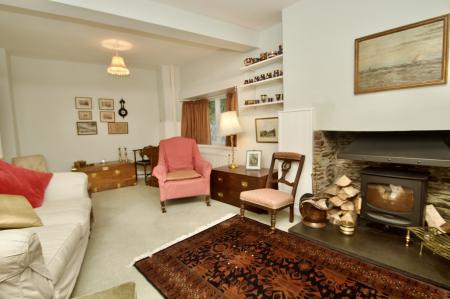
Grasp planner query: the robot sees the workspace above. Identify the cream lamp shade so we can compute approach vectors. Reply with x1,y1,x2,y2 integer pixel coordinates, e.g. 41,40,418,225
107,54,130,76
219,111,242,136
219,111,241,169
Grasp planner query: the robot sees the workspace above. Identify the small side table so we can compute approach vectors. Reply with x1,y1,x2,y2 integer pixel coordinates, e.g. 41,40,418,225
210,165,277,213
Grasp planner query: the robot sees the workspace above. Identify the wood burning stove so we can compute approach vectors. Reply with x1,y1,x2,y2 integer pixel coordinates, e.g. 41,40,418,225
360,167,429,229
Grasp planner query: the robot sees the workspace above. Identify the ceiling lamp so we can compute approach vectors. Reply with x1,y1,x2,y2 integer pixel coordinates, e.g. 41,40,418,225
107,50,130,76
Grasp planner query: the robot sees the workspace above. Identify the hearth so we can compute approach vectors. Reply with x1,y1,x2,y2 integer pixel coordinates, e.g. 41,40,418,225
360,167,429,228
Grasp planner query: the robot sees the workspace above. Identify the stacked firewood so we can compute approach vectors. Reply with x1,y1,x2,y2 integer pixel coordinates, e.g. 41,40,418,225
323,175,362,225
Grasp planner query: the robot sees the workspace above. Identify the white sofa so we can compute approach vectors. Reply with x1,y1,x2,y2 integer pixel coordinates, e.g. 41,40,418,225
0,172,92,299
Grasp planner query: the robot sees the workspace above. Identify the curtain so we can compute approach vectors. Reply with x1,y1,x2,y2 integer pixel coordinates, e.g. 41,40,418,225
181,99,211,145
225,90,238,146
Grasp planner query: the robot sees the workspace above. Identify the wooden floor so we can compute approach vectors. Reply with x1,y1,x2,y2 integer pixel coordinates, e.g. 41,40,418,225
288,219,450,289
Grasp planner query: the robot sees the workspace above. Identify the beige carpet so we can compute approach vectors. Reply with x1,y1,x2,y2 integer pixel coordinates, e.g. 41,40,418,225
71,180,297,299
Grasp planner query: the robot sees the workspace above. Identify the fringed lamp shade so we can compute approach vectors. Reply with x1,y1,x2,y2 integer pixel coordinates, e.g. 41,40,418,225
107,55,130,76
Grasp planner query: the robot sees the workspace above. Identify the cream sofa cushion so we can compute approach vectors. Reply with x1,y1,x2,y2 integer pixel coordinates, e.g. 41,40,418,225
12,154,48,172
0,195,43,229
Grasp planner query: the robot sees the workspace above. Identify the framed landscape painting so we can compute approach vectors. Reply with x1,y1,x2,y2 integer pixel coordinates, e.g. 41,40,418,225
75,97,92,109
255,117,278,143
100,111,115,122
355,15,448,94
108,122,128,134
76,122,97,135
99,98,114,110
78,111,92,120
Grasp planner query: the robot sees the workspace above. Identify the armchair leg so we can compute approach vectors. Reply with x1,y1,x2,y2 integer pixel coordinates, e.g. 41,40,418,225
160,201,166,213
289,204,294,223
240,202,245,220
270,210,277,233
205,195,211,207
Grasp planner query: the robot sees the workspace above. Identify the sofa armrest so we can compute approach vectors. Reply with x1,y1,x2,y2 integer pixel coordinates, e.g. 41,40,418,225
44,172,89,201
0,230,54,299
152,164,168,185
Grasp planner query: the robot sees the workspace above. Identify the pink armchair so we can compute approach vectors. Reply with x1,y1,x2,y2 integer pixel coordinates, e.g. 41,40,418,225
152,137,212,213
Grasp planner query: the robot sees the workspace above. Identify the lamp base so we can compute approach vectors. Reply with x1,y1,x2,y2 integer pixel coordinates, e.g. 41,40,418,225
228,163,239,169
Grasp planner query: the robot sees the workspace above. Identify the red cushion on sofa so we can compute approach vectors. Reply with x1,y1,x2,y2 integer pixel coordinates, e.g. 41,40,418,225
0,160,53,208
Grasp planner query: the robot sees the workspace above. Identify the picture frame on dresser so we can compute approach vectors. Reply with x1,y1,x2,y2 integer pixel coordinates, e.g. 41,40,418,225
246,150,262,170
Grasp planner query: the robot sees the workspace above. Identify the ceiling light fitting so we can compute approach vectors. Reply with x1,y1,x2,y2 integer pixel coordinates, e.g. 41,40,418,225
107,50,130,76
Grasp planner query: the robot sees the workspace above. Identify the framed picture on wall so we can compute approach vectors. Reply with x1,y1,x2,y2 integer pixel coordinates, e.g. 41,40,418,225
108,122,128,134
255,117,278,143
78,111,92,120
75,97,92,109
100,111,115,122
99,98,114,110
76,122,97,135
246,150,262,170
355,15,448,94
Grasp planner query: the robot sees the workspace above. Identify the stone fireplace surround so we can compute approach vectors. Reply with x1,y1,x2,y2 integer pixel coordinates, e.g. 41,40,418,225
313,131,450,220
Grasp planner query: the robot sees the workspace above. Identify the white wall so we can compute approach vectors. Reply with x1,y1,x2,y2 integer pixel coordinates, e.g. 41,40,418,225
180,24,283,168
283,0,450,131
0,49,20,161
10,56,160,171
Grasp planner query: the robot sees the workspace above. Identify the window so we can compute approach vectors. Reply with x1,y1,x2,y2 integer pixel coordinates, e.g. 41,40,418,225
209,95,227,145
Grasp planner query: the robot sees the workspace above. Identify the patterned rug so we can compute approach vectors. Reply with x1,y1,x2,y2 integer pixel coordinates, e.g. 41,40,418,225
134,215,449,299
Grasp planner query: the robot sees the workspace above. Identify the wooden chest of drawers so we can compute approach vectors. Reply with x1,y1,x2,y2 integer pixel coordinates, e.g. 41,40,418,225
211,165,277,213
78,161,136,193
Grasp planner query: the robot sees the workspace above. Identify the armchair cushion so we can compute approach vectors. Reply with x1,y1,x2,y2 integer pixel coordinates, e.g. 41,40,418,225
0,160,53,208
166,169,201,181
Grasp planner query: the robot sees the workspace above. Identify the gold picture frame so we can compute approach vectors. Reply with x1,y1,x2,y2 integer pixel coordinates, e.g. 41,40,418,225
76,122,97,135
75,97,92,109
255,117,278,143
108,122,128,134
355,15,448,94
78,111,92,120
100,111,115,123
98,98,114,110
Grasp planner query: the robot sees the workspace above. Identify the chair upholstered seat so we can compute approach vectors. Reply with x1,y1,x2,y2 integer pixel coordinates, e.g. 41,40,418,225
166,169,201,182
241,188,293,209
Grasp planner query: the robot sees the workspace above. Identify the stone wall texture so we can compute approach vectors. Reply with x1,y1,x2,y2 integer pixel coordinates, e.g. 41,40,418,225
313,131,450,220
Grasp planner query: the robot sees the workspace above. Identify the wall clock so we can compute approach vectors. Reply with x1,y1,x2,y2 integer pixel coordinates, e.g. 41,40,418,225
118,98,128,119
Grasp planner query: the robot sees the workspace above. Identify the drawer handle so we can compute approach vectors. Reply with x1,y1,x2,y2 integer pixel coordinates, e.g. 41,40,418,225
241,181,248,188
91,173,97,178
217,192,224,198
115,169,121,175
218,177,223,182
102,166,110,171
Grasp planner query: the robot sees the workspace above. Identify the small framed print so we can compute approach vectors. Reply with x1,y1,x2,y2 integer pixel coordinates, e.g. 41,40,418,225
246,150,262,170
100,111,115,122
99,98,114,110
255,117,278,143
75,97,92,109
108,122,128,134
76,121,97,135
78,111,92,120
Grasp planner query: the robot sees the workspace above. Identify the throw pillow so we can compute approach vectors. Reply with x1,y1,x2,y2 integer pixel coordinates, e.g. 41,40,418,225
166,169,201,181
0,194,43,228
0,160,53,208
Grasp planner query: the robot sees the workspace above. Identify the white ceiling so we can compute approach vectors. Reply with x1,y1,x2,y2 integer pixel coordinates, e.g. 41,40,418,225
151,0,299,30
0,1,298,68
0,7,219,69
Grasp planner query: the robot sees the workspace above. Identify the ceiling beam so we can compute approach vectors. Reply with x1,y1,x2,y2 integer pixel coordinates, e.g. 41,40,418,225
0,0,259,52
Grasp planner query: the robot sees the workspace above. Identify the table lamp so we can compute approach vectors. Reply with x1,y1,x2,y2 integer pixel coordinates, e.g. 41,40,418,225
219,111,242,169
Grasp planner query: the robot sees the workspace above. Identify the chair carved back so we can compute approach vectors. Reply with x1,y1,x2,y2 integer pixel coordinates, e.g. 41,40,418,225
265,152,305,198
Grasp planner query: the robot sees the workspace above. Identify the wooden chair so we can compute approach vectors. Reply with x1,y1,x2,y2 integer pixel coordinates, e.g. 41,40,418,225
240,152,305,232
